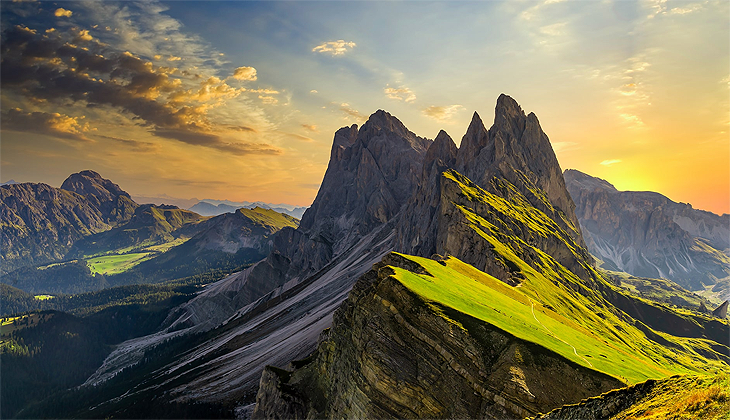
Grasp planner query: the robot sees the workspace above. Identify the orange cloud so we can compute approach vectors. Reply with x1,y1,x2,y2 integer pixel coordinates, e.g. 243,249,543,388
54,8,72,17
232,66,257,81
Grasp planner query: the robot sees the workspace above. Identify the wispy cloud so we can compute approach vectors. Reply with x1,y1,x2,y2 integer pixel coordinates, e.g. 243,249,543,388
384,85,416,103
338,103,365,120
422,105,463,122
312,40,356,56
600,159,622,166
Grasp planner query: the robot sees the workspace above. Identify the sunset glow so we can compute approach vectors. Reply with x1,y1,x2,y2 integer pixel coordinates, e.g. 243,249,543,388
2,1,728,214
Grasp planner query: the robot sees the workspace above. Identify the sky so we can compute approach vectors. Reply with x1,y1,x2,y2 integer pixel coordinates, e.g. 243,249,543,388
1,1,728,215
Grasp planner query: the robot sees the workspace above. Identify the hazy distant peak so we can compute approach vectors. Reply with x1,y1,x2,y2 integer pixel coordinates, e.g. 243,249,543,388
563,169,617,192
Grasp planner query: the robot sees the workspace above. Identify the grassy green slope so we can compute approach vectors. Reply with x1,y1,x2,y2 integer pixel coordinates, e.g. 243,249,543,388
238,206,300,230
391,255,725,384
385,170,728,385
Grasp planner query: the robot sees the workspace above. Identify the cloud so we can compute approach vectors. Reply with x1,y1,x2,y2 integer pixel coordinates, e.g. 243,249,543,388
619,113,645,129
258,95,278,104
232,66,257,81
338,103,365,120
600,159,622,166
1,108,94,142
54,8,72,17
312,40,356,56
98,135,159,152
384,85,416,103
301,124,318,132
153,129,282,156
551,141,579,153
422,105,463,122
286,133,315,142
310,90,318,94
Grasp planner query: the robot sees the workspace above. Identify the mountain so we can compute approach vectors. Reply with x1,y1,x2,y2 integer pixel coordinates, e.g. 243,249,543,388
1,179,18,186
113,207,299,284
188,201,241,216
565,169,730,291
131,194,201,210
68,204,205,257
0,170,137,274
63,96,728,418
251,98,728,418
75,109,432,408
188,200,308,219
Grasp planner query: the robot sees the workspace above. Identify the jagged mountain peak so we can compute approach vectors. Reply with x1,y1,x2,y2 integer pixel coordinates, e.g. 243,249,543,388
61,169,130,200
425,130,457,169
564,169,618,192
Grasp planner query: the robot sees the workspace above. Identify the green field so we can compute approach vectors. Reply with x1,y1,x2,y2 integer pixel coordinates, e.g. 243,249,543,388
33,295,54,301
391,254,726,385
87,253,154,275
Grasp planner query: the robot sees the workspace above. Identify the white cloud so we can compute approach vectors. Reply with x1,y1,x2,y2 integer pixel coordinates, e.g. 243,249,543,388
600,159,622,166
384,85,416,103
312,40,356,56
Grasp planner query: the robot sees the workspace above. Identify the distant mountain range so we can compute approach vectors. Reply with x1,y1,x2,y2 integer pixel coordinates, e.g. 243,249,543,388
565,169,730,293
188,199,308,219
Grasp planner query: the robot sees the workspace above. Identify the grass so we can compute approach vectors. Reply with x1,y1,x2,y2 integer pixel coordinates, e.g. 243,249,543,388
617,374,729,419
239,207,300,229
34,295,54,301
87,253,154,275
382,170,728,385
390,255,688,384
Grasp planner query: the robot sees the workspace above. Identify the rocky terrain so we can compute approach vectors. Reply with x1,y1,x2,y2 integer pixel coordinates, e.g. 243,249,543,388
565,169,730,291
0,170,137,273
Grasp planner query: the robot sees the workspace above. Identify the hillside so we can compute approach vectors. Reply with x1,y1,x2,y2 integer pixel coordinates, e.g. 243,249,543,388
113,207,299,284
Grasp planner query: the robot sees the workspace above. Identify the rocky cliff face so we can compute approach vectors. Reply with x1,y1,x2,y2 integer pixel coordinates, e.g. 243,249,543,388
0,171,138,273
565,169,730,290
252,254,622,420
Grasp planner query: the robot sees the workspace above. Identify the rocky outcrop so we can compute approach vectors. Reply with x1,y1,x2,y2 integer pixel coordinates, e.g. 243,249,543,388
252,254,622,419
565,169,730,290
714,300,728,319
0,171,138,273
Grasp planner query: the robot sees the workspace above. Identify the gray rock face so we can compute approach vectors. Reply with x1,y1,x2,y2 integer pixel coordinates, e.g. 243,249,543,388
713,300,728,319
565,169,730,290
456,94,585,251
